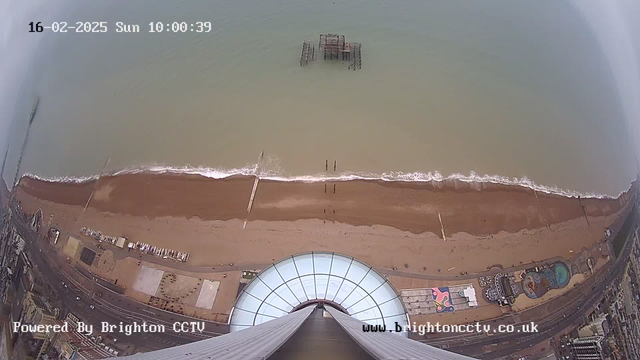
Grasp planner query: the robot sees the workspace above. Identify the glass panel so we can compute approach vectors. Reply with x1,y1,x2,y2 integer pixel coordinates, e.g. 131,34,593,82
348,295,379,315
244,278,271,300
293,253,314,276
254,314,277,326
258,266,284,289
228,307,256,326
265,292,294,312
230,325,250,332
345,261,369,284
257,303,288,318
274,257,298,282
315,275,330,300
377,297,405,318
359,271,386,293
333,279,356,304
300,274,316,299
352,303,382,322
325,275,344,302
330,255,352,277
370,283,397,304
235,292,262,313
313,253,333,275
384,314,410,336
274,283,301,308
341,285,369,309
287,278,308,303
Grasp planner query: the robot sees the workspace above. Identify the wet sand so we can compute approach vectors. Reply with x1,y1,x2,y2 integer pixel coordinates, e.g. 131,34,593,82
12,174,635,276
16,174,634,236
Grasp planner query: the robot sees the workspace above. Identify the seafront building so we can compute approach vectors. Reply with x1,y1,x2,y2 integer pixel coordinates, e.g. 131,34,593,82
20,292,58,359
569,336,606,360
578,314,608,338
51,318,116,359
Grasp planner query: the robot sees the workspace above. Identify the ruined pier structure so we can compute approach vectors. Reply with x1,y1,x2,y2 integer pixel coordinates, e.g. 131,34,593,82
300,40,316,67
299,34,362,70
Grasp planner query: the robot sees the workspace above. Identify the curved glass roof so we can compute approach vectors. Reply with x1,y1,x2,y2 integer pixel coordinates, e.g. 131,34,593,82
229,252,409,335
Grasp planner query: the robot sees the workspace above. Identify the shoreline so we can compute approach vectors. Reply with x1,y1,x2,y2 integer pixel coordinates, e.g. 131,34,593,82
15,172,636,237
21,164,629,199
12,170,631,309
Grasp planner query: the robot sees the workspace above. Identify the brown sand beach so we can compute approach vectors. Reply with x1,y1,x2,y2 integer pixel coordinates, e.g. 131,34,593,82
16,174,633,235
12,173,636,276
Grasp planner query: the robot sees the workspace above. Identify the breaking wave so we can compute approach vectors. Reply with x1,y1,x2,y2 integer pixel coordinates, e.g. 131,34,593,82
20,164,621,199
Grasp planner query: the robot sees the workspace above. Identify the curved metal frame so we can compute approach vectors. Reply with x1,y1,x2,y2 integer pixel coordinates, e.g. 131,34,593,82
229,251,409,334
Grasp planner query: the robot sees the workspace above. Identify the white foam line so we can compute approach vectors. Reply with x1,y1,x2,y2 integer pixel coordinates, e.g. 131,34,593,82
20,166,626,200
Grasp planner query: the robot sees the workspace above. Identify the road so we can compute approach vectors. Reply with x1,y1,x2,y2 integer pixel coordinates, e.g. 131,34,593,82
13,219,228,354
